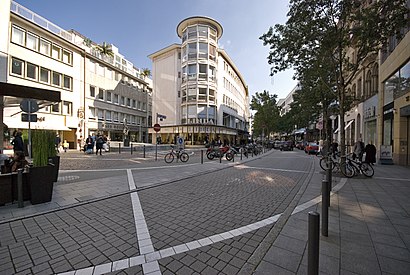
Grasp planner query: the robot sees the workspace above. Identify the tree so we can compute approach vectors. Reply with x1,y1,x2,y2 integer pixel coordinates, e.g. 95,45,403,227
250,90,281,138
260,0,408,157
141,68,151,79
97,42,114,57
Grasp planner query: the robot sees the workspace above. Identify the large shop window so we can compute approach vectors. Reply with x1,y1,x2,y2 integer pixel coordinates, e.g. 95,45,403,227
383,103,394,146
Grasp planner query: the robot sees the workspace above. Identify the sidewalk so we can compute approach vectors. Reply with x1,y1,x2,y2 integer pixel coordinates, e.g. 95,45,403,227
253,163,410,274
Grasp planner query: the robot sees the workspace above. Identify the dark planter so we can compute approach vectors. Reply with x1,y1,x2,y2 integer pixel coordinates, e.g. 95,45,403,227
48,156,60,182
29,165,54,205
0,174,13,206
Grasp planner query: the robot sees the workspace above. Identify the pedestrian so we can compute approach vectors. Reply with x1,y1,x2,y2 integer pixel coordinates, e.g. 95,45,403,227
55,134,61,150
63,140,69,153
85,135,94,154
353,138,365,161
95,135,104,155
12,130,24,153
318,139,324,155
10,151,28,172
364,141,377,164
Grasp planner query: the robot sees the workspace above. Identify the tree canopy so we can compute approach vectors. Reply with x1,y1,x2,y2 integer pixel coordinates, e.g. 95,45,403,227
250,90,280,138
260,0,408,153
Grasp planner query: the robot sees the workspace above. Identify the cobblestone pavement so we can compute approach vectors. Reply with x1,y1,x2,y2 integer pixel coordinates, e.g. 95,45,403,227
0,149,319,274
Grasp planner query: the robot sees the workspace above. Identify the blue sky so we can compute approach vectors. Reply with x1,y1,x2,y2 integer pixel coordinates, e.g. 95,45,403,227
15,0,297,99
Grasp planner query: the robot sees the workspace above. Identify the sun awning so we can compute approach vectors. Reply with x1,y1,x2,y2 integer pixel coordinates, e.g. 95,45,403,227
3,117,70,131
0,82,61,102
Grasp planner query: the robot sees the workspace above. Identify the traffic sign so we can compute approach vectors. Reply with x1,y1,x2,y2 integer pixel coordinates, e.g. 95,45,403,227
21,113,37,122
20,99,39,113
153,123,161,132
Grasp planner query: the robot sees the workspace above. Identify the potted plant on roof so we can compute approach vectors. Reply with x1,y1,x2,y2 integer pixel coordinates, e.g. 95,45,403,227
29,130,55,204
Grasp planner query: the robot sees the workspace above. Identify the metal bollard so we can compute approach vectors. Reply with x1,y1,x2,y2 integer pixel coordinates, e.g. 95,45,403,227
201,150,204,164
220,153,222,163
131,143,133,155
155,144,157,161
143,145,146,158
119,143,121,154
17,168,24,208
322,180,329,237
240,150,242,160
308,211,320,275
326,166,332,207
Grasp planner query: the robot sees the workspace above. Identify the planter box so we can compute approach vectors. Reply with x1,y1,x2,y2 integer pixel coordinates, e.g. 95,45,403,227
28,165,54,205
0,174,12,205
48,156,60,182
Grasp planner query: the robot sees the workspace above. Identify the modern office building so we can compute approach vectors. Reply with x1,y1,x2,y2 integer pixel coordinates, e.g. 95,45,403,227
149,16,250,145
1,1,152,150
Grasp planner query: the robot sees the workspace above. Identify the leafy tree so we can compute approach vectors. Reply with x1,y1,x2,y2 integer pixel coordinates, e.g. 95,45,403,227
250,90,280,138
260,0,408,157
97,42,114,57
141,68,151,78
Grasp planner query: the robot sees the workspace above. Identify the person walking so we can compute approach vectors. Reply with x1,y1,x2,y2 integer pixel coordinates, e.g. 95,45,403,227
365,141,377,164
95,135,104,155
12,130,24,154
353,138,365,161
63,140,69,153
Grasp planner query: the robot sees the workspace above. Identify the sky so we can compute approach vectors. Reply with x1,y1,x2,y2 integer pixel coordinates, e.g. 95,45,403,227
15,0,298,99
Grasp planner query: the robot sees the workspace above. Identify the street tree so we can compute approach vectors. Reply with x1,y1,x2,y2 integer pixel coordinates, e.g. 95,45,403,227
260,0,408,157
250,90,280,139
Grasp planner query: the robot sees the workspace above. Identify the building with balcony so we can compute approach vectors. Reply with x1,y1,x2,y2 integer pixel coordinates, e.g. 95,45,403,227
0,1,152,150
149,16,250,145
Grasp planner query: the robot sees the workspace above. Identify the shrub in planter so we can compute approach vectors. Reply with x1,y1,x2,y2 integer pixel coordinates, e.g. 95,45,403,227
29,130,56,204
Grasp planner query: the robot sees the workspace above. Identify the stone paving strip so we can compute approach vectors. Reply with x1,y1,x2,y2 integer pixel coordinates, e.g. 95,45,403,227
58,170,348,275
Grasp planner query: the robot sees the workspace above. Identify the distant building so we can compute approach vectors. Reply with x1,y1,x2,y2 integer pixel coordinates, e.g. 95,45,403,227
0,1,152,150
149,16,250,145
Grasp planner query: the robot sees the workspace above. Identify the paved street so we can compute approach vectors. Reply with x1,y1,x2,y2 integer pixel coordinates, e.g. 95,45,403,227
0,147,409,274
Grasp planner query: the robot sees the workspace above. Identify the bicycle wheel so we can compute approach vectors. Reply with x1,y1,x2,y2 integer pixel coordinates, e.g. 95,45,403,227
319,158,334,171
206,152,215,160
360,162,374,177
180,152,189,162
164,153,174,163
340,162,355,178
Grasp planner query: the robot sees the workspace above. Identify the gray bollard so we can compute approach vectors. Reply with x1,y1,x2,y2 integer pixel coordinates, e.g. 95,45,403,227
119,143,121,154
240,149,242,160
131,143,133,155
308,211,320,275
322,180,329,237
219,153,222,163
201,150,204,164
17,168,24,208
143,145,146,158
326,166,332,207
155,144,157,161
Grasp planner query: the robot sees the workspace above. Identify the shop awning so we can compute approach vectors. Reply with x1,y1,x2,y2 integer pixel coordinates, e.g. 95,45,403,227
0,82,61,103
3,117,70,131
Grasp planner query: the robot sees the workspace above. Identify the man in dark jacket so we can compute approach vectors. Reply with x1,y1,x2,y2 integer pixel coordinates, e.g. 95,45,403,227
12,131,24,153
365,141,377,164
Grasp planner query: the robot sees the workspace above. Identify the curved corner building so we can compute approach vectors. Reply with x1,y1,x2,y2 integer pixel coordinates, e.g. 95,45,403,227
149,16,249,145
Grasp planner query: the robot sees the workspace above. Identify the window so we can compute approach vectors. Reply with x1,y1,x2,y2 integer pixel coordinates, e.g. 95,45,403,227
209,66,216,81
127,98,131,107
26,33,38,51
120,96,125,105
40,67,50,83
209,28,217,41
63,75,72,90
62,50,72,64
198,43,208,59
188,64,196,79
88,60,96,73
97,64,105,76
39,39,51,55
106,69,113,80
98,88,104,100
51,103,60,113
11,26,25,45
142,103,146,111
26,63,37,80
188,43,197,60
199,64,207,80
114,94,119,104
198,26,208,37
188,26,197,39
90,86,95,97
188,87,196,102
137,101,141,109
98,109,104,120
51,45,61,60
198,87,207,101
182,46,187,62
209,44,216,61
106,111,112,121
188,105,196,118
132,99,136,108
11,58,24,76
89,107,96,119
52,72,61,86
115,72,121,81
107,91,112,102
113,112,119,122
62,101,72,115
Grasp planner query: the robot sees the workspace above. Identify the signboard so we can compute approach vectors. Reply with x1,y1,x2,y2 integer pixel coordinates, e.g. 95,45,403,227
21,113,37,122
379,145,393,160
153,123,161,132
177,136,184,149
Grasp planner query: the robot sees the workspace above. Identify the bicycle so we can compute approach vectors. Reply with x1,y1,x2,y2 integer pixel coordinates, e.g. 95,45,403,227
319,152,341,171
340,153,374,178
164,145,189,163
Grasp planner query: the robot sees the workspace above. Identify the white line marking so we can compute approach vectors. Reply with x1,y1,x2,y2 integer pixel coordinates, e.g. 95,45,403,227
61,174,349,275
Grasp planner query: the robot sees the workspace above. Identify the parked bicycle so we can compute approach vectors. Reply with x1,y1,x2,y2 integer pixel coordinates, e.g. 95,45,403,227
340,153,374,178
319,152,341,172
164,145,189,163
